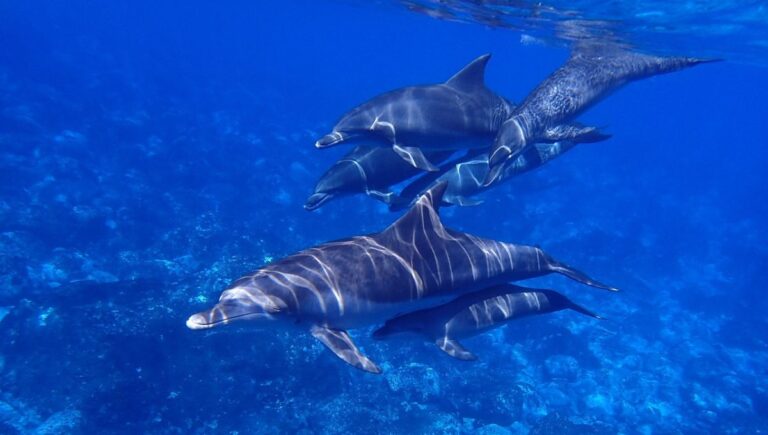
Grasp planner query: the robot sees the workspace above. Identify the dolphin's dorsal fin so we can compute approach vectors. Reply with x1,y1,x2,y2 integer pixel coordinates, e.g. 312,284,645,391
445,54,491,92
386,181,449,236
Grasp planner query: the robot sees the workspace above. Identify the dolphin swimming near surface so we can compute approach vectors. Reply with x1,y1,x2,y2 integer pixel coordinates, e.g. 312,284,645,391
373,283,600,360
304,145,454,210
187,182,617,373
389,139,594,210
315,54,516,172
484,44,712,185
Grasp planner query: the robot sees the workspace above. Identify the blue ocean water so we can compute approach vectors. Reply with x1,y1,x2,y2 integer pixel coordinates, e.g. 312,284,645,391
1,0,767,433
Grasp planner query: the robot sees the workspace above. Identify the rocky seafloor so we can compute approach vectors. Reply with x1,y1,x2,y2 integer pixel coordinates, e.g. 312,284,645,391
1,63,767,434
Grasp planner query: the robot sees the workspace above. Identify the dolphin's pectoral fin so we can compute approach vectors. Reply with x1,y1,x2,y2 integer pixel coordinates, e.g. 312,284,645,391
366,189,395,205
310,325,382,374
436,336,477,361
543,124,611,144
392,144,440,172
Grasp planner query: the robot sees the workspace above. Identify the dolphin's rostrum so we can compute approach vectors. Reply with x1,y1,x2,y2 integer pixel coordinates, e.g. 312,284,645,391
187,182,616,373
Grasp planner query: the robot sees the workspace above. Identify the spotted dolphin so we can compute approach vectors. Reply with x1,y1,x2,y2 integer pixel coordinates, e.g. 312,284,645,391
373,283,600,360
390,138,602,210
186,182,617,373
315,54,515,172
484,45,712,185
304,145,454,210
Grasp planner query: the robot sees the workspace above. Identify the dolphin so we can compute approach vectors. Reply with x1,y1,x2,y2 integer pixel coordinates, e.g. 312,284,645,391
315,54,515,172
484,44,712,185
373,283,600,360
389,139,593,210
186,182,617,373
304,145,454,210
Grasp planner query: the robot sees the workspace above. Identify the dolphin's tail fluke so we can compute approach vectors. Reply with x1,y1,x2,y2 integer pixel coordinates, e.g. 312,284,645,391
567,300,603,319
546,256,619,292
655,56,720,75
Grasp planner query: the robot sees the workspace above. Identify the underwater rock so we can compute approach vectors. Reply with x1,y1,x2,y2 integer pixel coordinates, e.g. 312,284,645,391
34,410,81,434
544,355,581,381
384,363,441,401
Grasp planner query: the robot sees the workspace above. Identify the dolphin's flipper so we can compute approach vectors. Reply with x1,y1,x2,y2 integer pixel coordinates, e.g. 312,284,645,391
393,144,440,172
436,336,477,361
543,124,611,144
311,325,382,374
366,189,395,205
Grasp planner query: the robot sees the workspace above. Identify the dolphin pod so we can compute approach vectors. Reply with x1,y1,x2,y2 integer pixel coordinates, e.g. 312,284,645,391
188,182,616,373
189,44,710,373
309,44,706,209
373,283,600,361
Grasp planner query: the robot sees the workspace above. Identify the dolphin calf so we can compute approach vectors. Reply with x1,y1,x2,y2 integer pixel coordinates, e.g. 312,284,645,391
373,283,600,360
389,139,592,210
305,145,454,210
315,54,515,172
187,182,617,373
484,44,711,185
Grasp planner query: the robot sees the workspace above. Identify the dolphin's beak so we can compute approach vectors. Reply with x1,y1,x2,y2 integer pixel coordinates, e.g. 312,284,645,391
186,298,274,330
482,161,505,187
304,192,333,210
315,132,345,148
186,313,215,330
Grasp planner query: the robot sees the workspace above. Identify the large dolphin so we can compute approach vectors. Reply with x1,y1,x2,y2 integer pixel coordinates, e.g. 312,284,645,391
373,283,600,360
389,139,592,210
304,145,454,210
484,45,712,185
186,182,617,373
315,54,515,172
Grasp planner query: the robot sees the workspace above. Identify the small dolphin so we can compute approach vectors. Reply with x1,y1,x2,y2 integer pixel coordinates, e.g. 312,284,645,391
484,44,711,185
315,54,515,172
373,283,600,360
305,145,454,210
389,139,590,210
187,182,616,373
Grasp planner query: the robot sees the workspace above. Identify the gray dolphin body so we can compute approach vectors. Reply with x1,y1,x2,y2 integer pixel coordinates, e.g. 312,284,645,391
373,284,600,360
390,140,582,211
315,54,515,172
484,45,711,185
305,145,454,210
187,183,616,373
